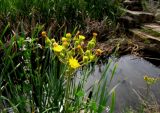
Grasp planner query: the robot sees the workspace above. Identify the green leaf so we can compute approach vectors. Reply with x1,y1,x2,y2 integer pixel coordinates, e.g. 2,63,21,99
76,90,85,97
110,63,118,83
89,100,97,112
0,22,10,39
110,91,116,113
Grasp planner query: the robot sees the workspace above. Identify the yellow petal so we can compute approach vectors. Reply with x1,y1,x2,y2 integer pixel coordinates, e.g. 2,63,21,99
69,57,80,69
53,45,63,52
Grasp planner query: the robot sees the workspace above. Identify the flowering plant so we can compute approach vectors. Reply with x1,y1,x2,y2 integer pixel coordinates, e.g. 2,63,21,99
41,31,102,75
41,31,104,112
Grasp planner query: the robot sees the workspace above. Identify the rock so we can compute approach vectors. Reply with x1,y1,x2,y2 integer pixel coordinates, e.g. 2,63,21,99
129,28,160,42
118,16,139,28
155,9,160,20
125,10,155,23
143,23,160,33
123,0,143,11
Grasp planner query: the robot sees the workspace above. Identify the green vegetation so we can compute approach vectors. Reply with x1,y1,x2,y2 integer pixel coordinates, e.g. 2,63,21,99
0,25,118,112
0,0,122,31
0,1,123,112
1,0,159,112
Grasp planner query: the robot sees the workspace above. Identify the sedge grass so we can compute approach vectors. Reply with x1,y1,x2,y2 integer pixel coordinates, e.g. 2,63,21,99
0,0,122,27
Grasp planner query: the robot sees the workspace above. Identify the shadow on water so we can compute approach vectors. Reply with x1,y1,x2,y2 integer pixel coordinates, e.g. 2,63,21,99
85,55,160,112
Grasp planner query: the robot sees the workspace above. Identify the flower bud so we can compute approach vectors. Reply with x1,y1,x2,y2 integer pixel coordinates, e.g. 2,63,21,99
89,55,95,61
51,38,56,43
66,33,71,39
68,48,75,57
144,75,148,81
60,53,65,57
83,56,89,63
79,35,85,41
96,49,103,56
87,41,95,50
41,31,47,37
45,37,52,46
85,50,91,56
77,45,81,49
62,41,69,47
74,41,80,47
62,37,67,42
53,42,58,47
93,32,97,37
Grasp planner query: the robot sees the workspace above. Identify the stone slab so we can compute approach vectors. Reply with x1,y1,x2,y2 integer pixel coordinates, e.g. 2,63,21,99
123,0,143,11
130,29,160,42
143,23,160,33
124,9,155,23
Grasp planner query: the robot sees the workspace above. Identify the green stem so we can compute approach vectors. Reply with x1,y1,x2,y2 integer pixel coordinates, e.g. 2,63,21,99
65,76,71,112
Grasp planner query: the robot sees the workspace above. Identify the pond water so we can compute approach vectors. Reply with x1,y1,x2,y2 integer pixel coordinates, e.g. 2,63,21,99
84,55,160,112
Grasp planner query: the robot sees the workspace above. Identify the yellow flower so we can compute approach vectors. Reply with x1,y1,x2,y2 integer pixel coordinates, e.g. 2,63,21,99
62,37,67,42
144,75,148,81
69,57,80,69
93,32,97,37
96,49,103,56
53,44,63,52
79,35,85,40
41,31,47,37
62,41,69,47
143,75,158,85
77,45,81,49
66,33,71,39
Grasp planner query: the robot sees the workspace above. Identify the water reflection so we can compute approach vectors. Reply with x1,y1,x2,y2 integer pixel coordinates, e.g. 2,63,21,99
86,55,160,112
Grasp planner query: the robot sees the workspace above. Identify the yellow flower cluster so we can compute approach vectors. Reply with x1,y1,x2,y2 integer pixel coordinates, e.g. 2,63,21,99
41,31,103,71
143,75,159,85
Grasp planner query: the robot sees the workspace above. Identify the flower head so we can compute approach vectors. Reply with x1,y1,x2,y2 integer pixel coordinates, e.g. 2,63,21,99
41,31,47,37
96,49,103,56
62,37,67,42
144,75,148,81
51,38,56,43
66,33,71,39
53,44,63,52
62,41,69,47
77,45,81,49
83,56,89,63
79,35,85,40
93,32,97,37
85,50,91,56
69,57,80,69
87,41,95,49
89,55,95,61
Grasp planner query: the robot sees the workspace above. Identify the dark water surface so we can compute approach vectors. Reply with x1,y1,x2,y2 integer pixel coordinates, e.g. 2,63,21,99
85,55,160,112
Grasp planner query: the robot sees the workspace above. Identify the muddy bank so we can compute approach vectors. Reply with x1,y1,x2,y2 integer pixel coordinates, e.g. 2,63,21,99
96,35,160,66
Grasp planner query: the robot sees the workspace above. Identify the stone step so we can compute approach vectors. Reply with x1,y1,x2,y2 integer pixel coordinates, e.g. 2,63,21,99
142,23,160,33
124,9,155,23
129,29,160,42
123,0,143,11
155,21,160,25
118,16,140,28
